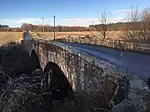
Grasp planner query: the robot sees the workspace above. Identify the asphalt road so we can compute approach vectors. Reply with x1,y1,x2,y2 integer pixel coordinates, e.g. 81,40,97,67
66,43,150,80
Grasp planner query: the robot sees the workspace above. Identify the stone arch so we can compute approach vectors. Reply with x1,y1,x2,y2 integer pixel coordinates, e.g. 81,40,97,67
44,62,73,101
31,49,41,69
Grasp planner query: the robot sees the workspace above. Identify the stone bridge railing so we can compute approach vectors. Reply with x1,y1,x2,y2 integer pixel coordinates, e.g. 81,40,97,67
57,36,150,54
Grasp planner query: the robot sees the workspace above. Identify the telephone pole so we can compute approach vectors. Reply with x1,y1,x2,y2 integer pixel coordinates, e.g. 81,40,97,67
54,16,56,40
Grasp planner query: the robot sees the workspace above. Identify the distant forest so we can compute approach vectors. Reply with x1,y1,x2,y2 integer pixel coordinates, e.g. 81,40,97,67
0,24,22,32
89,22,143,31
0,22,145,32
0,24,9,28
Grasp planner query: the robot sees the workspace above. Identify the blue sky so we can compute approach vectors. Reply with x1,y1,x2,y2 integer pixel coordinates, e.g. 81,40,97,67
1,0,150,27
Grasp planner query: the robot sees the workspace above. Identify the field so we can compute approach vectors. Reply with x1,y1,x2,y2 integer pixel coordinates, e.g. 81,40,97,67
0,31,124,45
0,32,23,45
36,31,124,40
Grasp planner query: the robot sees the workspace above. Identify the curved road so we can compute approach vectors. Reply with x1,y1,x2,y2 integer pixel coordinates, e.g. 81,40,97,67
66,43,150,80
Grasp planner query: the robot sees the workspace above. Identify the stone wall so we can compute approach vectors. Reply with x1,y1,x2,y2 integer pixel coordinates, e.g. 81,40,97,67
32,39,123,107
58,36,150,54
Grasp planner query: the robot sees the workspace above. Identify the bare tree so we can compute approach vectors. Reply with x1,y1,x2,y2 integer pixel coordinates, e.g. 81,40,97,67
97,11,111,39
141,8,150,40
123,7,142,41
124,7,150,43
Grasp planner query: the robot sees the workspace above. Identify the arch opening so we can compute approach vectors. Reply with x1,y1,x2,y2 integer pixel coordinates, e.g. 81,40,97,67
148,78,150,89
44,62,73,102
30,50,41,69
2,47,34,77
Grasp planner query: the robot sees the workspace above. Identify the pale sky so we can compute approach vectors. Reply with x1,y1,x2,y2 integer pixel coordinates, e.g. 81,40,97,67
0,0,150,27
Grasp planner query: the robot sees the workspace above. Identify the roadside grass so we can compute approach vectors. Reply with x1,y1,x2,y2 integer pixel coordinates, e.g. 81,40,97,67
0,32,23,45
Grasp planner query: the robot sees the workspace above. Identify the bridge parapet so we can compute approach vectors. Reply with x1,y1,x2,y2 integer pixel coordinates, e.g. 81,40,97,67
57,36,150,54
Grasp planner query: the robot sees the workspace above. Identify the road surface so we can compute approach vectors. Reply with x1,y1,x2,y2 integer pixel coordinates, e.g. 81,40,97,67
66,43,150,80
23,32,32,40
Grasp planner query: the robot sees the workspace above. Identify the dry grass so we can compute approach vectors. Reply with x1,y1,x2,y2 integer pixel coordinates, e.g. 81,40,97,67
36,31,150,44
0,32,23,45
36,31,124,40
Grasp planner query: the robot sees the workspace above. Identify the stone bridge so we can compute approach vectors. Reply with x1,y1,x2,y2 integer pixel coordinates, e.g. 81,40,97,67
21,33,150,111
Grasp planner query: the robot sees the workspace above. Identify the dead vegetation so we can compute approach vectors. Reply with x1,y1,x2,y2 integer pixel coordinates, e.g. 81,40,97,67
35,31,124,40
96,11,111,39
0,32,22,45
123,8,150,43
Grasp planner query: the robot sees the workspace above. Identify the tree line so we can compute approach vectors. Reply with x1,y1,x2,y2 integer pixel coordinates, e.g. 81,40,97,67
0,27,22,32
0,24,22,32
124,8,150,41
90,7,150,41
89,22,143,31
0,22,146,32
0,24,9,28
21,24,90,32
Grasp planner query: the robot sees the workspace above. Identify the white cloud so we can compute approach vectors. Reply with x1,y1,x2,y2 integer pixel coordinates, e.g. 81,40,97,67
63,17,125,25
0,9,132,27
113,8,142,15
68,6,76,9
0,18,54,27
115,9,129,13
62,18,99,26
63,18,97,21
0,19,20,27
